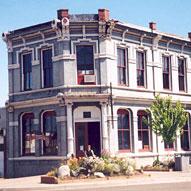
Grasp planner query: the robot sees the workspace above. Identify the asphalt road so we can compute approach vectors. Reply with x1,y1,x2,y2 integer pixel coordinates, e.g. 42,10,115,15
1,182,191,191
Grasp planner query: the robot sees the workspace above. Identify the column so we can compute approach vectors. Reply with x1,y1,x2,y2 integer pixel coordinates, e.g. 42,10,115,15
101,102,109,150
132,108,138,154
33,114,41,157
66,102,74,155
57,106,67,156
176,136,181,153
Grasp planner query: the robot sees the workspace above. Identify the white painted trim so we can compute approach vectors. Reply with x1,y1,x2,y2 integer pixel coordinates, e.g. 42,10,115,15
56,116,67,122
8,64,20,70
9,121,19,127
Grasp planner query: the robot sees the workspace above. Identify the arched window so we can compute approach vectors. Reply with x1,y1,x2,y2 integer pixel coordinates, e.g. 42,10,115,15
117,109,131,151
43,111,57,155
22,113,35,155
137,110,151,151
181,114,190,151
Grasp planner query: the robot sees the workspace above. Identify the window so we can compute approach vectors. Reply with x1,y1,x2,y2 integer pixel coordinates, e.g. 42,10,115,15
22,53,32,91
117,109,131,151
42,49,53,88
178,58,186,91
164,141,174,150
22,113,35,155
137,110,151,151
136,51,146,87
162,56,171,90
181,115,190,150
117,48,127,85
43,111,57,155
76,45,94,84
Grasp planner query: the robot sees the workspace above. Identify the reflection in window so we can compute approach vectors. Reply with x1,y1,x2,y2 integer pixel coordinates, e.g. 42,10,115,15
136,51,145,87
117,109,131,150
22,113,35,155
23,53,32,91
43,111,57,155
137,110,151,151
178,58,186,92
117,48,127,85
162,56,171,90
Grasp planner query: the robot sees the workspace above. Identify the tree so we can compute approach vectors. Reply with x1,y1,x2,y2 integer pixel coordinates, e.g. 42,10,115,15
147,95,188,146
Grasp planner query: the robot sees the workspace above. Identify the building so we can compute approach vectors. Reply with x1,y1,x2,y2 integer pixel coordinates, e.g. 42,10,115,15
2,9,191,178
0,107,6,177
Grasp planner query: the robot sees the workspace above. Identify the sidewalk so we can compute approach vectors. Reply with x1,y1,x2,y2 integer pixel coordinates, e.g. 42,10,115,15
0,171,191,190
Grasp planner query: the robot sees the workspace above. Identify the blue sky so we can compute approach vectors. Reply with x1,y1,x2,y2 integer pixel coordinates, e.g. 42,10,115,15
0,0,191,106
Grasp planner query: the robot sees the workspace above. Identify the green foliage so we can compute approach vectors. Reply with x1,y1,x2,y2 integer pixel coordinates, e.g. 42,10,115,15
148,95,188,144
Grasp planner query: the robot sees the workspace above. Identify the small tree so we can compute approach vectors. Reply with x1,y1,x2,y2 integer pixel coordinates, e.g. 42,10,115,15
148,95,187,146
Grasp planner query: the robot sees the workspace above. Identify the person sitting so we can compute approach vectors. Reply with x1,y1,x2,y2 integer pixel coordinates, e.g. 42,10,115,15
85,145,96,158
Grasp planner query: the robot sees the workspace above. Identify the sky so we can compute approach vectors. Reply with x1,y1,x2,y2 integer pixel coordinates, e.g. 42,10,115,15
0,0,191,107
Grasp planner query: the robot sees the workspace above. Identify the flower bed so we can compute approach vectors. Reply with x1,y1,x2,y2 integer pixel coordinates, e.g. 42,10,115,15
42,156,137,184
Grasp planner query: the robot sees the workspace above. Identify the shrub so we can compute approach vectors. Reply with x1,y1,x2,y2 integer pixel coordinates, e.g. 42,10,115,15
47,168,58,177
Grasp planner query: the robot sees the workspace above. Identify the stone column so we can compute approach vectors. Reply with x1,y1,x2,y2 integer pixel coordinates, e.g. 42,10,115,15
57,106,67,156
33,115,41,157
66,102,74,155
132,108,138,154
100,102,109,150
176,136,181,152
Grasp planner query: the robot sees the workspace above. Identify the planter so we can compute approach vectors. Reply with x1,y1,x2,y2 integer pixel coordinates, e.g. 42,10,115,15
41,176,58,184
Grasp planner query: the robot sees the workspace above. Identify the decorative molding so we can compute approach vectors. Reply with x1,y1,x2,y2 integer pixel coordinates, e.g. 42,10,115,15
8,64,20,70
56,116,67,122
52,54,75,62
32,60,40,66
2,32,13,52
33,118,39,125
9,121,19,127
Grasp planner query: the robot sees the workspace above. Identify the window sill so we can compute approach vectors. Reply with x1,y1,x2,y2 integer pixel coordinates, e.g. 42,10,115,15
118,149,131,153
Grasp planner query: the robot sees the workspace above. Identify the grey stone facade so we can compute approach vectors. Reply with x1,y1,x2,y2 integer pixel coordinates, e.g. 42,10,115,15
3,9,191,177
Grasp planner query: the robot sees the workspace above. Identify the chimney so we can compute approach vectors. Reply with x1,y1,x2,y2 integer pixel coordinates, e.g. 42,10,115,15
98,9,110,21
149,22,157,30
188,32,191,41
57,9,69,20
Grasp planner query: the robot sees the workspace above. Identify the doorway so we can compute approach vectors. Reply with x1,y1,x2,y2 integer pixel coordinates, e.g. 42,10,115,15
75,122,100,157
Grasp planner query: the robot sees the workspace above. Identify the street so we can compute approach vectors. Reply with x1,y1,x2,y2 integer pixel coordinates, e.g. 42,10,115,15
1,182,191,191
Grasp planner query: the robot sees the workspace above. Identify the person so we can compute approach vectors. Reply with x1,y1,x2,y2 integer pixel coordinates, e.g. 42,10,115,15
85,145,96,158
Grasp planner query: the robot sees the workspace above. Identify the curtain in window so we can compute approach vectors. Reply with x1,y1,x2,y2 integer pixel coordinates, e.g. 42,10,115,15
23,53,32,90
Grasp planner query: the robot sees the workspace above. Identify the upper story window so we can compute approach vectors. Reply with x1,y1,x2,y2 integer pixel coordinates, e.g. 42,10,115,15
22,113,35,156
43,111,57,155
22,53,32,91
42,48,53,88
178,58,186,92
76,45,94,85
136,51,146,87
162,56,171,90
117,109,131,151
117,48,128,85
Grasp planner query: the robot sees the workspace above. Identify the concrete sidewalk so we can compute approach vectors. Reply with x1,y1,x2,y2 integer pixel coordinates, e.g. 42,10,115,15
0,171,191,190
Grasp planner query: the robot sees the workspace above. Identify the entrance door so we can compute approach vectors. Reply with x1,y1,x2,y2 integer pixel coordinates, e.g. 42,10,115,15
75,122,100,157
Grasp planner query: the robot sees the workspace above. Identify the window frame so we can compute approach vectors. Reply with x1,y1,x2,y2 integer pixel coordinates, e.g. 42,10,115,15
21,52,32,91
137,110,151,152
136,51,146,88
181,114,190,151
117,109,131,152
117,48,128,86
42,110,58,156
162,55,171,90
178,57,187,92
41,47,53,88
21,112,35,156
75,44,95,85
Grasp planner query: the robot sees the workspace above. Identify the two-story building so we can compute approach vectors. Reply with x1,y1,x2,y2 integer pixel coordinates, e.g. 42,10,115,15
2,9,191,177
